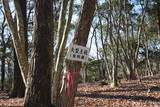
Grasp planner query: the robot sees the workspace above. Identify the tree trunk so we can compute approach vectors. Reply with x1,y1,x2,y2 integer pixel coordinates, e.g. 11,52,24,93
16,0,28,53
2,0,29,86
24,0,54,107
94,30,102,79
10,0,27,98
55,0,69,57
126,64,136,80
10,50,25,98
1,49,5,91
108,2,118,87
56,0,96,106
52,0,74,104
111,65,118,87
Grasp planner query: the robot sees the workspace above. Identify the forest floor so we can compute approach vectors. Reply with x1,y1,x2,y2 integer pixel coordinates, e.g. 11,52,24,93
0,74,160,107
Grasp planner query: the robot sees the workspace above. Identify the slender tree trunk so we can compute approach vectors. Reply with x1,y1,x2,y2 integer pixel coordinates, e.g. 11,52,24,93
98,16,112,80
10,0,27,98
55,0,69,57
94,29,102,79
2,0,29,86
142,23,153,76
110,53,118,87
24,0,54,107
56,0,96,106
97,14,109,79
52,0,74,104
108,2,118,86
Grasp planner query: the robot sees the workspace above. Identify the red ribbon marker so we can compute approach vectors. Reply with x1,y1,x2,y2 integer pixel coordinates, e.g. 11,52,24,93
66,72,80,96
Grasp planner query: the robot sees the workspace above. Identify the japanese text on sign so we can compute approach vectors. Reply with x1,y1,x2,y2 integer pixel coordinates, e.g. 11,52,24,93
66,44,89,62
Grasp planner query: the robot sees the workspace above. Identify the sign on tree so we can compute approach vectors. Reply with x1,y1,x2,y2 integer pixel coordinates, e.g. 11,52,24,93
66,44,89,62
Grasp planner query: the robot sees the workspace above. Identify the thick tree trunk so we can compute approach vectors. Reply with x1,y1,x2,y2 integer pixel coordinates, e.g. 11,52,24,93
24,0,54,107
56,0,96,106
10,50,25,98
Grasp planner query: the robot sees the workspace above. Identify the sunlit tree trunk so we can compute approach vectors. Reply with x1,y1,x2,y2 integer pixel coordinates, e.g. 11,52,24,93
52,0,74,104
55,0,69,55
10,0,27,98
56,0,96,106
109,4,118,87
2,0,29,86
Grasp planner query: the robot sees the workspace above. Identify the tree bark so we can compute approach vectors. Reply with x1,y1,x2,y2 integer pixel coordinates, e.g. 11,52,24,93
10,0,27,98
52,0,74,104
24,0,54,107
55,0,69,57
10,50,25,97
1,49,5,91
2,0,29,86
56,0,96,107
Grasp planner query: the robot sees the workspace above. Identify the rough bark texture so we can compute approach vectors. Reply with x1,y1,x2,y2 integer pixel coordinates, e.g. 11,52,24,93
10,50,25,98
56,0,96,107
24,0,54,107
10,0,26,98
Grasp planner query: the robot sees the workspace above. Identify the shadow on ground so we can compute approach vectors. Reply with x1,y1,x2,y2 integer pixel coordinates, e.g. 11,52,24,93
77,93,160,102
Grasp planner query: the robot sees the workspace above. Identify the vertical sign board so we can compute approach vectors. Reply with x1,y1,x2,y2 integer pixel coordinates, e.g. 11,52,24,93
66,44,89,62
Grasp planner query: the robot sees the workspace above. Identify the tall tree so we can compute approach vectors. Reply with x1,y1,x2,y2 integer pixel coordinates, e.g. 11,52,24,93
56,0,96,106
52,0,74,104
55,0,69,54
24,0,54,107
10,0,27,98
2,0,29,86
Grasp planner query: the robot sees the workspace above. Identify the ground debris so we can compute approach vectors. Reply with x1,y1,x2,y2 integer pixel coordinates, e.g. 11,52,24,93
1,75,160,107
75,74,160,107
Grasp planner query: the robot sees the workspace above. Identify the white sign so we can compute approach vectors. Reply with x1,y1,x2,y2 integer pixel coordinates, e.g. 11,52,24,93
66,44,89,62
